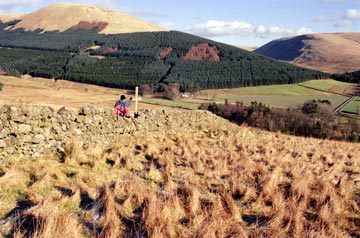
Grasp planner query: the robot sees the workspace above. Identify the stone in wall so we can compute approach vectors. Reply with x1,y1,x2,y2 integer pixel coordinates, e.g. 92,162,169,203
0,105,226,159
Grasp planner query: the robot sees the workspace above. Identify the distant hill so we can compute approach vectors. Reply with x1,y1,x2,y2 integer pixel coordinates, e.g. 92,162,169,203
0,2,166,34
0,3,327,91
255,33,360,74
0,14,21,23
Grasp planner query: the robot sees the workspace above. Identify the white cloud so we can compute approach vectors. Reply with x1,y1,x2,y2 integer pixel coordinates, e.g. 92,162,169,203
187,20,254,37
334,8,360,27
0,0,39,5
267,26,288,35
255,26,313,39
344,8,360,20
186,20,313,39
0,0,39,12
297,27,314,35
256,25,266,34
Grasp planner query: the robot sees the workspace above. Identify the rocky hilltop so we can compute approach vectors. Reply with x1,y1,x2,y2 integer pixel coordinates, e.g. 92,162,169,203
0,105,226,159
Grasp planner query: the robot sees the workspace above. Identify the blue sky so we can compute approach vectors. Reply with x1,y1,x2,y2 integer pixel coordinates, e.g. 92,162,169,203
0,0,359,46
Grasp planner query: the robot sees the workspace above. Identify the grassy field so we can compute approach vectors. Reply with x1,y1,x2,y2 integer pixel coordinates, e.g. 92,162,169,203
300,79,356,90
194,80,351,109
341,97,360,114
0,76,354,111
197,80,354,96
0,75,164,111
198,84,317,96
144,79,355,110
141,98,200,110
1,120,359,237
0,76,359,237
198,95,347,109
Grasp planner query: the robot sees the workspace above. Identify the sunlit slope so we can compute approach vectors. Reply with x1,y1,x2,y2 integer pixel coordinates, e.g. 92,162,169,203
0,111,359,237
255,33,360,74
0,2,166,34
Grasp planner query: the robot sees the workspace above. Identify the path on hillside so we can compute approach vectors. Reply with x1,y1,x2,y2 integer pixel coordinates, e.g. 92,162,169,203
334,96,356,113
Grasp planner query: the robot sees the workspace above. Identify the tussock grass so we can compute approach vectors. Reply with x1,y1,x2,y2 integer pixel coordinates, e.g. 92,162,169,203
0,122,359,237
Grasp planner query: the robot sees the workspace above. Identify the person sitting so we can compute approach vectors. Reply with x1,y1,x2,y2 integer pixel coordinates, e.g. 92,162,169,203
114,95,132,118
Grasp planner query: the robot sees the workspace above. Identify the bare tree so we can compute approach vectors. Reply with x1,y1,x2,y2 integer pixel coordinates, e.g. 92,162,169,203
139,84,153,96
163,83,180,100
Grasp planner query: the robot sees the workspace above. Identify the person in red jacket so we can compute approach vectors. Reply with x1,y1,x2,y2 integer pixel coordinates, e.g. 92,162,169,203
114,95,132,119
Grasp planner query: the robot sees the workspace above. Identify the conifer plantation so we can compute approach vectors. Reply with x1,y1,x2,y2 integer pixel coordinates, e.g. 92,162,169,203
0,3,358,237
0,20,327,91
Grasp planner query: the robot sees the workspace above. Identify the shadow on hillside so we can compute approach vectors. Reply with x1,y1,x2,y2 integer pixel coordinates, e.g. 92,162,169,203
255,35,312,61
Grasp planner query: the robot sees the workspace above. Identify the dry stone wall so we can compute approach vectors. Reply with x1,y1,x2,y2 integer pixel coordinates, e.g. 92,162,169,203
0,105,222,159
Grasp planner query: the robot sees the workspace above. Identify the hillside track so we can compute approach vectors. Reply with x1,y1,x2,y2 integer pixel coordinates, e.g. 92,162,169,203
334,96,355,113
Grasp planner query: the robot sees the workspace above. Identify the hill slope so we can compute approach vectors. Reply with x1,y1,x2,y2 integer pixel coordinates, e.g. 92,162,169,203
0,2,166,34
0,3,327,91
0,14,21,23
0,105,359,237
255,33,360,74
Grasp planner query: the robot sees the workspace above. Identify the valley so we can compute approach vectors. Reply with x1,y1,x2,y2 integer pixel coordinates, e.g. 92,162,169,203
0,2,359,237
1,75,357,112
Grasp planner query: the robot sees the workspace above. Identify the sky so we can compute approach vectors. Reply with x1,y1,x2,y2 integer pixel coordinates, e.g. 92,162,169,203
0,0,359,46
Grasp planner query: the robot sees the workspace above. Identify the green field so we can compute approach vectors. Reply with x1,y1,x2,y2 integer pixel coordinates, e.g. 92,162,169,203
139,80,353,110
141,98,200,110
194,80,350,109
210,95,347,109
197,80,353,96
300,79,355,90
228,84,318,95
341,97,360,114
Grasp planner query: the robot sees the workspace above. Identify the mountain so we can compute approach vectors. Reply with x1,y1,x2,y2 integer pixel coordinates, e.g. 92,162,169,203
255,33,360,74
0,3,327,91
0,14,21,23
0,2,166,34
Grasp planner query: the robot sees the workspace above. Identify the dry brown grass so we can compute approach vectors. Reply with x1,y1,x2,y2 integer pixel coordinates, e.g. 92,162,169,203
3,2,166,34
256,32,360,74
0,75,163,110
0,14,21,22
0,119,359,237
291,33,360,74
